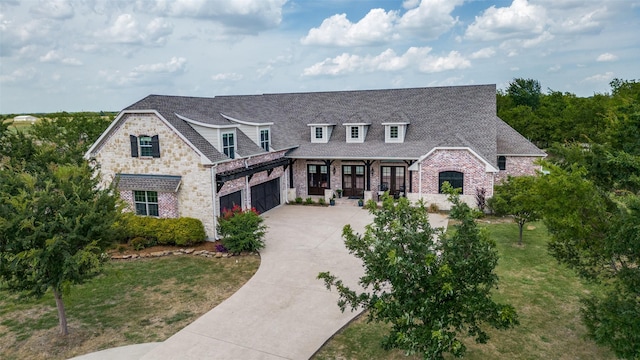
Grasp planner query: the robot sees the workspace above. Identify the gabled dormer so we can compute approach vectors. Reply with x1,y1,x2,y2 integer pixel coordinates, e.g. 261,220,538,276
308,123,334,143
382,122,409,143
344,123,370,143
221,113,273,152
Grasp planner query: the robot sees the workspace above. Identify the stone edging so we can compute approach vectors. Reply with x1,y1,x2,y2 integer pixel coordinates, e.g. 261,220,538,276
110,248,234,260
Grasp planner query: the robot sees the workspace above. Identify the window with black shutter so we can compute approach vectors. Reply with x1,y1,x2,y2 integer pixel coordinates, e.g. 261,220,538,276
130,134,160,158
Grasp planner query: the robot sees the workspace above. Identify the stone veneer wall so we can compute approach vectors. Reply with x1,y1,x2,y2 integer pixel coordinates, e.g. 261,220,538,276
91,113,216,238
494,156,543,184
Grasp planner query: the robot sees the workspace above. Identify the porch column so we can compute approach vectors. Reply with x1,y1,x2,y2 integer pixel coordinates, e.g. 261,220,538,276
363,160,374,191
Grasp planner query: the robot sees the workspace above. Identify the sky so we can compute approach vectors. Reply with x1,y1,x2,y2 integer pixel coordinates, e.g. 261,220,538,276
1,0,639,115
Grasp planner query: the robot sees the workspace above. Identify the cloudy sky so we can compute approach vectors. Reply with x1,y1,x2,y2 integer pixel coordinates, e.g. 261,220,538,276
1,0,638,114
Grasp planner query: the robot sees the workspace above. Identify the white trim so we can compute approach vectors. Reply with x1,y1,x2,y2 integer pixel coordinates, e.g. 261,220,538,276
175,113,237,129
288,155,419,161
220,113,274,126
342,122,371,126
84,109,213,165
408,147,499,173
381,122,410,125
307,123,336,127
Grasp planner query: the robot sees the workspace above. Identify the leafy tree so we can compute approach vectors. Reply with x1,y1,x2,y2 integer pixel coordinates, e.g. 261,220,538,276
0,163,120,335
507,78,542,110
535,163,639,358
489,176,542,245
318,189,518,359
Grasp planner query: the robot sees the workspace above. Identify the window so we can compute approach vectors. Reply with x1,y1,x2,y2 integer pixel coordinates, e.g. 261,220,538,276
139,136,153,156
315,127,323,139
134,190,159,216
498,156,506,170
260,129,270,151
439,171,463,194
222,132,235,159
130,135,160,158
350,126,359,139
389,126,399,139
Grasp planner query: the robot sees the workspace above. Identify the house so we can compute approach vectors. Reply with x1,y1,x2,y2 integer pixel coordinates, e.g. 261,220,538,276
85,85,545,239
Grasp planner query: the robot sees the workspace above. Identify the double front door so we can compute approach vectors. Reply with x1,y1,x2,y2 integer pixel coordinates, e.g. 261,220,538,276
381,166,405,197
342,165,365,198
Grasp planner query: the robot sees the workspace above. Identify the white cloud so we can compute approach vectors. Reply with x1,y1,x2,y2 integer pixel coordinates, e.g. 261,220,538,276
465,0,547,41
212,72,243,81
470,47,496,59
596,52,618,62
140,0,286,34
302,47,470,76
39,50,82,66
0,67,37,84
301,9,399,47
418,51,470,73
550,7,606,34
583,71,614,82
133,57,187,74
96,14,174,46
548,64,561,72
397,0,463,39
29,0,74,20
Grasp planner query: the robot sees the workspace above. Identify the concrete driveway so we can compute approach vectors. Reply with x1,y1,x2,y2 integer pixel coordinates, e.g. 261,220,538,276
71,204,448,360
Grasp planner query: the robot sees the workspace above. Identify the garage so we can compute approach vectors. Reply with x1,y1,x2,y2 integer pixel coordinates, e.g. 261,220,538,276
251,178,280,214
219,190,242,213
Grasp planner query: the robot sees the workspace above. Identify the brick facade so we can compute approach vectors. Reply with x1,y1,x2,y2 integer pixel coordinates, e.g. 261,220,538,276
494,156,541,184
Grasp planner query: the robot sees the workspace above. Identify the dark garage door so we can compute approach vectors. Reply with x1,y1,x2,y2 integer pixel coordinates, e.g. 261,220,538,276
220,190,242,213
251,178,280,214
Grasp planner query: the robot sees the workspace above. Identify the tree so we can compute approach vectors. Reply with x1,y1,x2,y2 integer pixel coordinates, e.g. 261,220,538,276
489,176,542,246
0,163,120,335
535,163,640,358
318,189,518,359
507,78,542,110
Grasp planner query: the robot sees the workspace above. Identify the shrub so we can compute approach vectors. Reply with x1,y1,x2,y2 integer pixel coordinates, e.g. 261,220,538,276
130,236,153,251
318,197,326,205
428,203,439,213
217,204,267,254
117,214,206,246
295,197,303,204
304,197,314,205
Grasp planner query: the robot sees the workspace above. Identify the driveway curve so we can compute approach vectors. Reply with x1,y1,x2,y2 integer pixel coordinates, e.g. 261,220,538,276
71,204,448,360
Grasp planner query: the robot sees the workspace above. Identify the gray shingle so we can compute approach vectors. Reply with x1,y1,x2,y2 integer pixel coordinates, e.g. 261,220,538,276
115,173,182,192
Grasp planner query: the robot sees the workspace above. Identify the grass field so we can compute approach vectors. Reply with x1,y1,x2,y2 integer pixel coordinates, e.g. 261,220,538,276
0,255,260,360
313,220,616,360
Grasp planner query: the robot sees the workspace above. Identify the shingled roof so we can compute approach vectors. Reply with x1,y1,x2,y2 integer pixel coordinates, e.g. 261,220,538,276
121,85,544,166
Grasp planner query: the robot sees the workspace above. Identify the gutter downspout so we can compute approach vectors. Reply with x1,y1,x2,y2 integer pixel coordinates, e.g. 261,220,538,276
210,164,218,240
418,161,423,201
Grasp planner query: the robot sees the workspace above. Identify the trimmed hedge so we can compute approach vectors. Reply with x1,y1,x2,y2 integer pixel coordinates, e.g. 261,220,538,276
117,214,206,247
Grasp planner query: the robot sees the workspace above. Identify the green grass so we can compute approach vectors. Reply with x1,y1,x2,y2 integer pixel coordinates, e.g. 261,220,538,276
313,221,616,360
0,255,260,360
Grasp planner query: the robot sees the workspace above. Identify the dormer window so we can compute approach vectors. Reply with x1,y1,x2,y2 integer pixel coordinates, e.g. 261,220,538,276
222,132,235,159
382,122,408,143
344,123,368,143
308,124,333,143
260,129,270,151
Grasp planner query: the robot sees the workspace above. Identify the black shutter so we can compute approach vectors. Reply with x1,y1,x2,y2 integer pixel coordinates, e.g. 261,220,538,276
130,135,138,157
151,135,160,158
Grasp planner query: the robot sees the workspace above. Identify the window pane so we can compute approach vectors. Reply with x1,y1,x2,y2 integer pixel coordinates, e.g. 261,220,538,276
320,166,327,174
134,191,146,202
148,204,159,217
315,127,323,139
498,156,506,170
355,166,364,175
351,126,359,139
439,171,463,193
135,203,147,215
308,165,316,174
343,166,351,175
146,191,158,203
390,126,399,138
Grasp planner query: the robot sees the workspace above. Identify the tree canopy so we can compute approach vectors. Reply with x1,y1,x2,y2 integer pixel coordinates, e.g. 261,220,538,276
0,113,119,336
318,189,518,359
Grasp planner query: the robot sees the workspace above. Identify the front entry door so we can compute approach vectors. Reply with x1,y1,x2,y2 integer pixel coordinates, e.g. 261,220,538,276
381,166,406,197
342,165,365,198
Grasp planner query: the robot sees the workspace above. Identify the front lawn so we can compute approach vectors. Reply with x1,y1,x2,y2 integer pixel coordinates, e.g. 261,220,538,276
313,220,616,360
0,255,260,360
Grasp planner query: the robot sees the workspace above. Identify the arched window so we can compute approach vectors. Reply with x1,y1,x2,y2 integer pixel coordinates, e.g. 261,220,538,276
497,156,506,170
439,171,463,194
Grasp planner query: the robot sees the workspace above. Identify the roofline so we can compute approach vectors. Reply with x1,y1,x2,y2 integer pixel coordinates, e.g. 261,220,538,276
286,155,419,161
84,109,214,165
409,147,499,173
220,113,274,127
497,153,547,157
175,113,236,129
